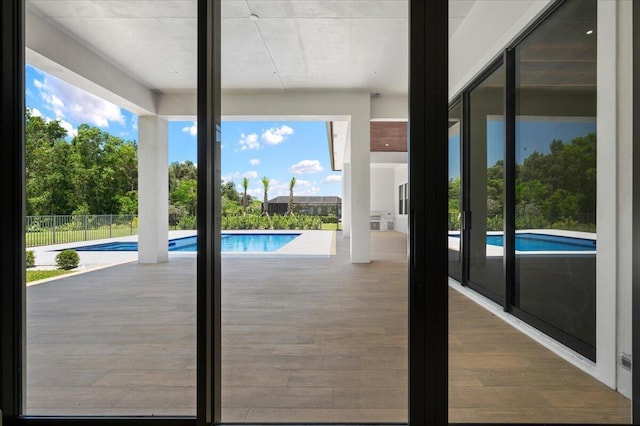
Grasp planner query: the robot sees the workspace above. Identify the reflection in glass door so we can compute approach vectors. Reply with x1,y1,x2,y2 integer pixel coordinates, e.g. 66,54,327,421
448,102,462,282
467,63,505,302
513,0,597,359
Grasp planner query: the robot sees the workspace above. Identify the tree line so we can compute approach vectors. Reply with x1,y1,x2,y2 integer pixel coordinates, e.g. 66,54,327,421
26,110,137,216
449,133,596,231
27,111,323,227
26,110,287,222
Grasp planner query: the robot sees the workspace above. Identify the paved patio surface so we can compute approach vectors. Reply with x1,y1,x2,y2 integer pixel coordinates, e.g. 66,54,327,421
25,231,630,423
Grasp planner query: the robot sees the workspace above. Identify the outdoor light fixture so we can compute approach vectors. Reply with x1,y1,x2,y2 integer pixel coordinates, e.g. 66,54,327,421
249,13,260,22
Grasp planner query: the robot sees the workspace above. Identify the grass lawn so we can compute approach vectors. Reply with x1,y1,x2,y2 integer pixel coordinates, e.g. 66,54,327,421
321,223,341,231
27,269,73,283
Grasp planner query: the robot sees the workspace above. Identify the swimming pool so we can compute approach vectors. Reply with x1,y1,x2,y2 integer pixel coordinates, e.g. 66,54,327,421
449,233,596,251
69,233,301,253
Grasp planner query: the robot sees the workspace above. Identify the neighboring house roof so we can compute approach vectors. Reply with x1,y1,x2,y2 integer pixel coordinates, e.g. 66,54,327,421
268,196,341,204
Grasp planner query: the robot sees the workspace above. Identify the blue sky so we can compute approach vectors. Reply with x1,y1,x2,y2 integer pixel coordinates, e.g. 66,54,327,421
25,65,342,198
448,117,596,179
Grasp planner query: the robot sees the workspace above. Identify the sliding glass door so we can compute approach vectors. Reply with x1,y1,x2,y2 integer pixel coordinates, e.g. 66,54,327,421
448,102,462,282
451,0,597,360
466,62,506,302
513,0,597,359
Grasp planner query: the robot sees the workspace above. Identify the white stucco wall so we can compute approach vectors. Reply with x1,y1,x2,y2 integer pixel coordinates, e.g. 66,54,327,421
609,0,633,399
370,167,395,215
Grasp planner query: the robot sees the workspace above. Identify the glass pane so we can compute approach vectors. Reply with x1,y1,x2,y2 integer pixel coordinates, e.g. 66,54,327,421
24,0,197,415
448,102,462,282
515,0,597,358
468,64,506,300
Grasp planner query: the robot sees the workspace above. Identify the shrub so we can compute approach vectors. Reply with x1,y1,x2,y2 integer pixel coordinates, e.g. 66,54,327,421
221,213,321,230
26,250,35,268
177,215,197,230
319,215,338,224
56,249,79,270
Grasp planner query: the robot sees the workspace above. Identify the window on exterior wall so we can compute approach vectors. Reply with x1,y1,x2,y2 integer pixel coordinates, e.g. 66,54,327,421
399,183,408,215
448,102,462,282
404,183,408,214
514,0,597,358
467,62,506,301
23,0,197,416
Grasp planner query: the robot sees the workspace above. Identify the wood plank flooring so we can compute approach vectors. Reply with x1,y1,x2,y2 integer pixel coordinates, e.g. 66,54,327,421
25,231,630,423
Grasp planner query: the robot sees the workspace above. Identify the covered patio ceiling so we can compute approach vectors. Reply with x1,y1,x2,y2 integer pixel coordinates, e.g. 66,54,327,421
26,0,476,96
25,0,476,171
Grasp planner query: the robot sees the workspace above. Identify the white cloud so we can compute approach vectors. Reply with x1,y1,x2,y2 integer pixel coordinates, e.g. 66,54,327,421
222,172,240,182
182,121,197,137
322,174,342,184
222,170,259,182
237,133,260,151
34,111,77,137
247,188,263,197
58,119,78,137
33,75,124,128
131,115,138,130
261,124,294,145
290,159,324,175
297,186,321,196
249,158,260,166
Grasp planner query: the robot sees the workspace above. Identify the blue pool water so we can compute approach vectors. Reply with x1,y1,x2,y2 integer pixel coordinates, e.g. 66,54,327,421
451,233,595,251
70,233,300,253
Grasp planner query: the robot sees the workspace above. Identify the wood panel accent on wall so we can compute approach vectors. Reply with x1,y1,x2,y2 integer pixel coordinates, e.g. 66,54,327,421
371,121,408,152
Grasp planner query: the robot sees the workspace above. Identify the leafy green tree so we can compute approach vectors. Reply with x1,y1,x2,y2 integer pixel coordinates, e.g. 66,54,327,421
171,179,198,216
25,111,74,215
168,161,198,223
69,124,138,214
26,112,138,216
516,133,596,229
221,180,241,204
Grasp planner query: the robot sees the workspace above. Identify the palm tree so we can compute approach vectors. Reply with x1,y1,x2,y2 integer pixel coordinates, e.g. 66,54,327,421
261,176,270,215
287,177,296,215
242,177,249,214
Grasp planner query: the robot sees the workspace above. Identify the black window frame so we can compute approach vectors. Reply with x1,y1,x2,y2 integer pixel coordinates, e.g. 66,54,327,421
2,0,450,424
449,0,598,362
4,0,636,424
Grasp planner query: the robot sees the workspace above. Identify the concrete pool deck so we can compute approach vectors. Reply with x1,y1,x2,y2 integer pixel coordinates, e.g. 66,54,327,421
28,230,336,278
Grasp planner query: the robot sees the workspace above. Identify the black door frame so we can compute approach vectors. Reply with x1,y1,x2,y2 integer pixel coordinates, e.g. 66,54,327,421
452,0,597,362
1,0,449,424
6,0,636,424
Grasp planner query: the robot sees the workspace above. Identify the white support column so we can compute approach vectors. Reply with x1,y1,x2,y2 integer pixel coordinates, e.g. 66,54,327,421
349,114,371,263
342,164,351,238
138,115,169,264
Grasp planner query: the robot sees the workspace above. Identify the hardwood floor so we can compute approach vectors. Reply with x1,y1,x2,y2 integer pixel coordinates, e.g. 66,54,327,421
25,231,630,423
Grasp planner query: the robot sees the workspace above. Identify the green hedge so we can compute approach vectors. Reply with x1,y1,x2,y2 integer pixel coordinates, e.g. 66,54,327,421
222,214,321,230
